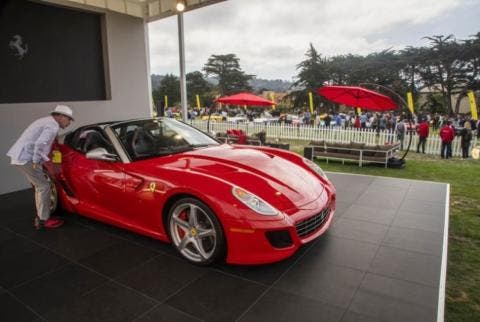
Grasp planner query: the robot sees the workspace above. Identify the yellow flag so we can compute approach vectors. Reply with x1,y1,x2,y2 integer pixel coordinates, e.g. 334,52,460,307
407,92,414,113
356,107,361,115
269,92,276,110
308,92,314,114
164,95,168,108
196,94,201,108
467,91,478,120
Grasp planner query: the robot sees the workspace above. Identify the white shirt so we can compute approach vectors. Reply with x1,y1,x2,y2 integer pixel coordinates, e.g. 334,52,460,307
7,116,60,165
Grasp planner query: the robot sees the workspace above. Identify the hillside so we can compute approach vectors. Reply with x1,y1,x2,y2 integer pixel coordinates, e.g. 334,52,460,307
151,74,292,92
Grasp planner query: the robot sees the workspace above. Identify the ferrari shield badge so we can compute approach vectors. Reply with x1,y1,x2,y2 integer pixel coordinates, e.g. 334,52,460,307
52,150,62,164
148,182,156,192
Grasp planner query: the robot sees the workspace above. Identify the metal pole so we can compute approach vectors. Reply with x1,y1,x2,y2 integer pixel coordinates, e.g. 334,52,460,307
177,12,188,122
359,82,412,161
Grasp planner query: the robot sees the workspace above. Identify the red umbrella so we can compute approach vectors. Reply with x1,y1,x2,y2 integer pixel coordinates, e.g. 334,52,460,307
317,85,397,111
216,92,274,106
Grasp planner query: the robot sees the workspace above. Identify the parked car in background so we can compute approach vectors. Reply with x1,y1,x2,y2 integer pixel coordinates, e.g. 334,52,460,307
201,113,226,122
253,112,279,124
227,113,248,123
290,115,302,125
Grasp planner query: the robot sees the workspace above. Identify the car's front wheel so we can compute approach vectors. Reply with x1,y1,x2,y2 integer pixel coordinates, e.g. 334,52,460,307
167,198,225,265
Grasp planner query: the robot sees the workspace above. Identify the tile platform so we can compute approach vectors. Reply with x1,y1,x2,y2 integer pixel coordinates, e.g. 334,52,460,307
0,173,448,321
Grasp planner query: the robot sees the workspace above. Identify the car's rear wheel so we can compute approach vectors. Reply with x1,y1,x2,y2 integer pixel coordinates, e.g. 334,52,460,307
167,198,225,265
43,171,59,216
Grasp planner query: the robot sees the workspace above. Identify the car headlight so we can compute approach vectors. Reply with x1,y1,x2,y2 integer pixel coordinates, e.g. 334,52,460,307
303,157,328,180
232,187,279,216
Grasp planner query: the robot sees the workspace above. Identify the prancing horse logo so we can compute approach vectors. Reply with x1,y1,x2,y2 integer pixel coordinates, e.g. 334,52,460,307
9,35,28,59
148,182,156,192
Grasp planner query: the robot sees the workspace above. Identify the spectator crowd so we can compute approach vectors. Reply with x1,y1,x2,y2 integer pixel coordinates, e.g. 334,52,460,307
162,105,479,159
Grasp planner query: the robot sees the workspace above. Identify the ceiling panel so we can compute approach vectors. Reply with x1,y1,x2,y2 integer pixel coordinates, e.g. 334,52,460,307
40,0,225,21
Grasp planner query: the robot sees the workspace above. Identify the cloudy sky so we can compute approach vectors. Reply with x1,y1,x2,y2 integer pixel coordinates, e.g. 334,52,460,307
148,0,480,81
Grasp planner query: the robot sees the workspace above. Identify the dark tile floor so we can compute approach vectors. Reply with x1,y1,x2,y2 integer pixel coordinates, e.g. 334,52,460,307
0,173,448,322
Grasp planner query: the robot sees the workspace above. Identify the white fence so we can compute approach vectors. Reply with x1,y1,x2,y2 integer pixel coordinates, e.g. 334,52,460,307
189,120,478,157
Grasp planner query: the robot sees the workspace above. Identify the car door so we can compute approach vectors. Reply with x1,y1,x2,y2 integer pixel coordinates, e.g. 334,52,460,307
62,128,129,224
109,123,167,232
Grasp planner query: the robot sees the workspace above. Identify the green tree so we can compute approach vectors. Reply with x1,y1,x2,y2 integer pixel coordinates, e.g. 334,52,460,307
288,31,480,115
362,50,404,86
399,46,424,91
416,35,468,114
454,32,480,112
463,32,480,90
359,50,409,109
327,54,366,85
186,71,214,107
203,54,253,95
290,45,409,112
289,43,330,110
152,74,180,114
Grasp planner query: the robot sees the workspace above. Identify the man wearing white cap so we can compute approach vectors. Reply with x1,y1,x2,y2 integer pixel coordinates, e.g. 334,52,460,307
7,105,74,230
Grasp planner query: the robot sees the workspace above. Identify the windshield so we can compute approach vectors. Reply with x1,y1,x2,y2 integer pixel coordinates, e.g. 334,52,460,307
111,118,219,161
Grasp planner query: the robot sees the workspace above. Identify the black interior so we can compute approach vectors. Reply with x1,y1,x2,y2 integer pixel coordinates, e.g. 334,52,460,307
131,128,156,158
82,131,113,154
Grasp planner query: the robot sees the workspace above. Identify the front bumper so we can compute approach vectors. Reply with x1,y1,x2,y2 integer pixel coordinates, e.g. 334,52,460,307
224,192,335,265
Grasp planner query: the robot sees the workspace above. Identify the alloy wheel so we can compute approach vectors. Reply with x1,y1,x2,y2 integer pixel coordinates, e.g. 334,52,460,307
168,200,221,264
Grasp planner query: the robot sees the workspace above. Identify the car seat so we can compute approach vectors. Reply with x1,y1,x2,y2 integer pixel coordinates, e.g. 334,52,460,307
82,132,112,153
131,128,155,158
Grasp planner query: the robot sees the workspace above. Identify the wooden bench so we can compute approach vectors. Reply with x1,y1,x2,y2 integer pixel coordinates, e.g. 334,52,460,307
304,141,399,168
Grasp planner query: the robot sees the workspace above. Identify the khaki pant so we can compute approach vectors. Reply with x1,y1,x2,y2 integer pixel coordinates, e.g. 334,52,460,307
15,162,51,220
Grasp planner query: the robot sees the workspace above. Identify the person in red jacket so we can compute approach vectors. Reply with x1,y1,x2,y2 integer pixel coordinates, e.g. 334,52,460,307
416,118,430,153
354,115,361,128
439,121,455,159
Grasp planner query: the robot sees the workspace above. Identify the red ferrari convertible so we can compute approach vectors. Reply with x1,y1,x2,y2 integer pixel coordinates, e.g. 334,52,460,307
44,118,335,265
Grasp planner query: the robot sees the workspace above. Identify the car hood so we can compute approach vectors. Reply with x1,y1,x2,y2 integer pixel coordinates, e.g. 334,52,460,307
153,145,326,213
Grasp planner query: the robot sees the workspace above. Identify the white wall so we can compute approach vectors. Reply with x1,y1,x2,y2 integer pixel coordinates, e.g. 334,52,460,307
0,11,152,194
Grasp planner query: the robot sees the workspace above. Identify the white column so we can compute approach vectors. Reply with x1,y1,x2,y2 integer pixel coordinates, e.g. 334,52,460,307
177,12,188,122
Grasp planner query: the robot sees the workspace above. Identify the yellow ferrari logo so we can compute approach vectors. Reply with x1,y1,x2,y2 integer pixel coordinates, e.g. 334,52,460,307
190,228,197,237
148,182,156,192
52,150,62,164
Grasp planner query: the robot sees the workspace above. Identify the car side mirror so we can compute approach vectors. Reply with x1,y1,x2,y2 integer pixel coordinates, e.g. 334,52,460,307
86,147,118,162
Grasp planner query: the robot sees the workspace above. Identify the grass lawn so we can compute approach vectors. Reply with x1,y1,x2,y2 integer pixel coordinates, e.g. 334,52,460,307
289,142,480,321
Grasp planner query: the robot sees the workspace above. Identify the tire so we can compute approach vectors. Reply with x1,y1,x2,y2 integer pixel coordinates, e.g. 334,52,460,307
43,171,61,216
167,198,225,265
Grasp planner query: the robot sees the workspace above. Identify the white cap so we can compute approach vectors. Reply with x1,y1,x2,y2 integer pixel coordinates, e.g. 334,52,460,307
51,105,74,121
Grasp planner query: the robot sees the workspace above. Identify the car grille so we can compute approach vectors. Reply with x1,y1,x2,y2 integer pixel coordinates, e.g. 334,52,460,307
295,207,330,238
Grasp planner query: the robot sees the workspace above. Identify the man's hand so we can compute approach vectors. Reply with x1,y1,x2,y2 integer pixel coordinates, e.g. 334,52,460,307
32,163,40,170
